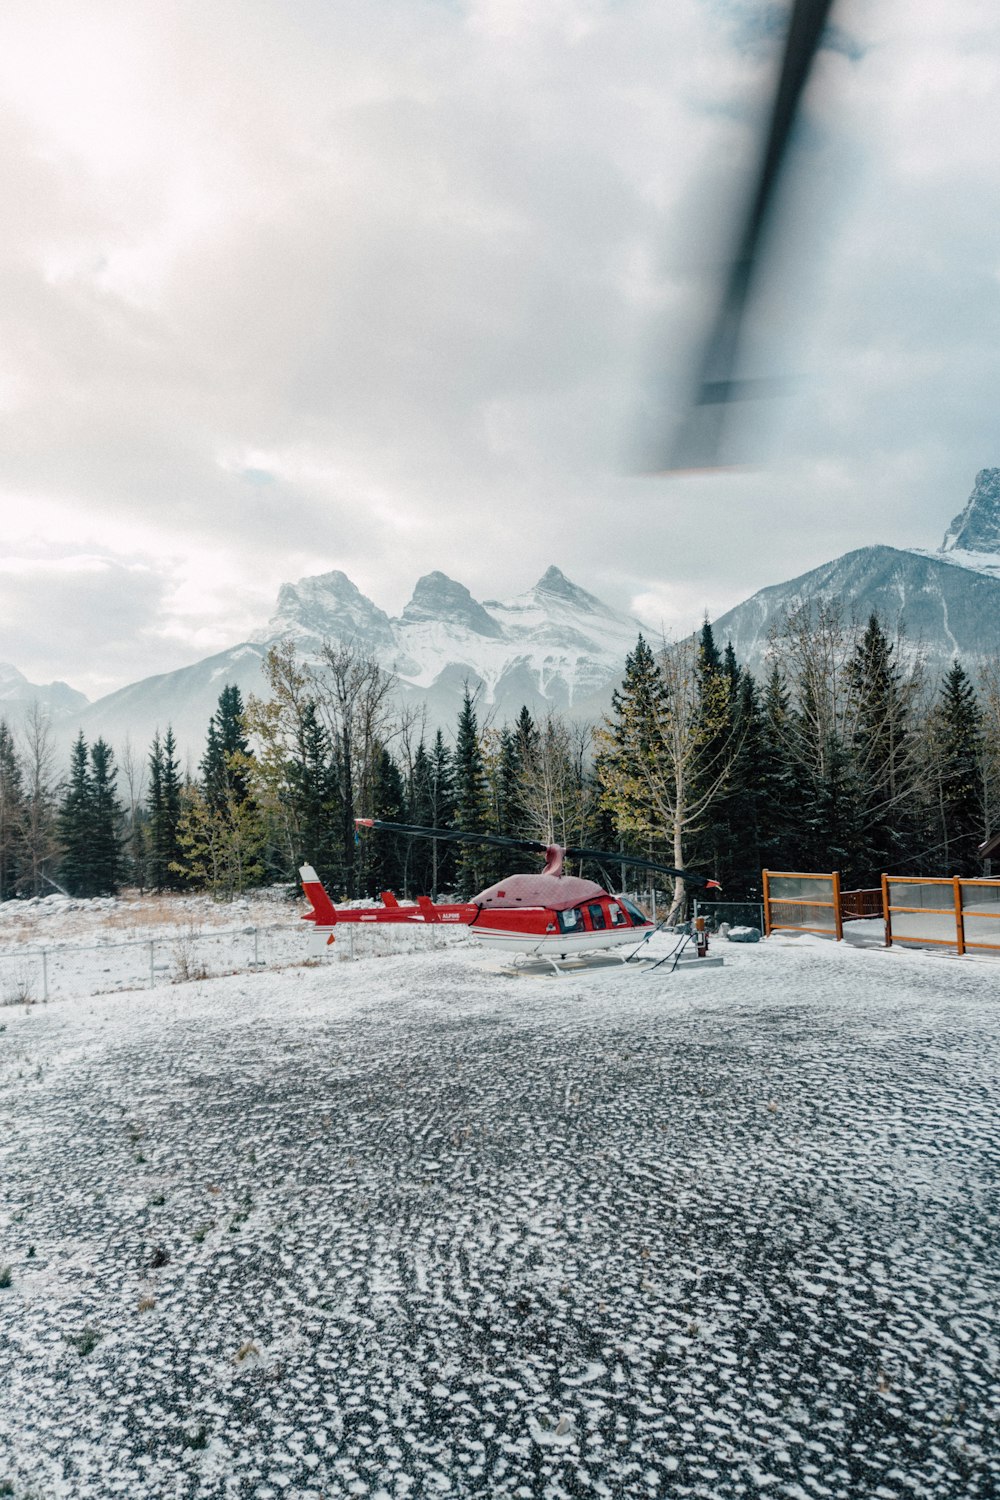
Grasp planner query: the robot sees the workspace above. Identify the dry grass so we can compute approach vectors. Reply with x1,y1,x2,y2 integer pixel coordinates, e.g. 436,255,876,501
102,896,239,933
0,889,307,950
0,967,37,1006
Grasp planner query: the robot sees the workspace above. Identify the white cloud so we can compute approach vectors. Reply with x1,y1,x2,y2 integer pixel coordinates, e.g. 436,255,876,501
0,0,997,695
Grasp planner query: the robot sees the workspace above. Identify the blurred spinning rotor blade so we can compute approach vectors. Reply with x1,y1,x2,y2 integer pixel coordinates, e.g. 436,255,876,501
662,0,836,472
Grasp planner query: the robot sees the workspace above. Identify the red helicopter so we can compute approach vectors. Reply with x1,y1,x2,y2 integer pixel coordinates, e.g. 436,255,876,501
300,819,721,970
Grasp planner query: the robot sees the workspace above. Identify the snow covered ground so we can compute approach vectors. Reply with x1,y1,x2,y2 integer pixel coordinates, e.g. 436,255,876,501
0,913,998,1499
0,890,450,1003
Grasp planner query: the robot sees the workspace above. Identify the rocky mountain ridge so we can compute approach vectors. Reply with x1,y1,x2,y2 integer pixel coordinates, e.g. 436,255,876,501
5,473,1000,760
57,566,645,759
0,662,89,716
711,469,1000,675
941,467,1000,555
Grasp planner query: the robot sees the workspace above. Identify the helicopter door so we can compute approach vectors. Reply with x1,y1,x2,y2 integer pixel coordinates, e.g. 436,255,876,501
588,903,607,930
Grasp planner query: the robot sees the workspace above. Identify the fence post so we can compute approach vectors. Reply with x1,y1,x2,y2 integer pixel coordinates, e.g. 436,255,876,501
881,873,891,948
762,870,771,936
254,926,259,966
832,871,843,941
651,888,657,924
149,940,156,988
954,877,966,956
41,948,49,1002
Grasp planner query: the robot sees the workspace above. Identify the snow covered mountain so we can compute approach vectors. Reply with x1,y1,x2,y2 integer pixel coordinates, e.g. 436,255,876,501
70,566,645,760
0,663,88,718
915,466,1000,584
710,470,1000,677
19,471,1000,761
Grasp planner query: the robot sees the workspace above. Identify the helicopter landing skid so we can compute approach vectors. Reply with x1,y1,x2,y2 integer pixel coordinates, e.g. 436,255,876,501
496,950,724,980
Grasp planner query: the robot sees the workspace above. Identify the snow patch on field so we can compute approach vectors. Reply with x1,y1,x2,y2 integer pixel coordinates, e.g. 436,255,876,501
0,919,998,1498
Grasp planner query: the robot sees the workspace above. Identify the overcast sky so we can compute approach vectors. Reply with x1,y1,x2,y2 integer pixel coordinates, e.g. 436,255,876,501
1,0,998,699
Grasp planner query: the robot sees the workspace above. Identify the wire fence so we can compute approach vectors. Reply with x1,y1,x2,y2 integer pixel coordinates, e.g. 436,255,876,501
0,919,467,1005
692,899,765,933
0,887,764,1006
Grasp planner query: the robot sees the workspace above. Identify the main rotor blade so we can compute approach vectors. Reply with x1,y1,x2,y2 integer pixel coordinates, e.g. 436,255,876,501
356,818,549,858
357,819,717,890
663,0,836,471
564,845,718,890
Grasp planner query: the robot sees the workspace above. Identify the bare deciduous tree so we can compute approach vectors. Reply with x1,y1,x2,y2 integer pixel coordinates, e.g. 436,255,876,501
599,638,739,921
978,655,1000,856
17,705,61,897
119,735,147,890
518,714,595,853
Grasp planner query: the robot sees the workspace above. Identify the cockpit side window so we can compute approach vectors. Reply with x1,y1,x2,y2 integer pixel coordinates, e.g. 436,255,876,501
608,902,627,926
620,898,650,927
558,907,584,933
588,903,607,930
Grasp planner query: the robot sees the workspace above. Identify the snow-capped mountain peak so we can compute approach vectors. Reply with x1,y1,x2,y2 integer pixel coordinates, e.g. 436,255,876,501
941,468,1000,555
0,662,89,714
31,470,1000,760
401,572,503,638
532,565,602,609
913,468,1000,583
69,564,647,756
261,570,395,647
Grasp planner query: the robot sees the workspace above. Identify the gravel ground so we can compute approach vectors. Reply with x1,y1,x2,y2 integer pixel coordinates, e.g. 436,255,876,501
0,935,997,1499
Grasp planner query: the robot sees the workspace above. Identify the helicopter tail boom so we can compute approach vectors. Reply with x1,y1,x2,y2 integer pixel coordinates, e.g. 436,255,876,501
299,865,477,950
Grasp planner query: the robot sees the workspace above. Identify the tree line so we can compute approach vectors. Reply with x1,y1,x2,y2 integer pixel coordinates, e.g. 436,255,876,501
0,606,997,906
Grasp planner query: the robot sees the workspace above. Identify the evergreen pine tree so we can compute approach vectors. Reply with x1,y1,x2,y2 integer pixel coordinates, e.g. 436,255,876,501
689,625,741,883
811,731,866,884
932,662,984,874
505,706,541,838
287,702,342,887
514,705,540,757
161,729,183,885
364,746,407,894
495,728,523,836
59,733,95,896
849,614,915,878
202,684,253,813
147,732,165,887
584,748,622,886
427,730,457,895
598,635,670,861
0,720,26,901
757,668,812,873
181,685,264,895
719,672,766,898
722,641,741,693
148,728,184,891
406,738,435,894
201,719,225,814
89,739,124,895
453,689,490,897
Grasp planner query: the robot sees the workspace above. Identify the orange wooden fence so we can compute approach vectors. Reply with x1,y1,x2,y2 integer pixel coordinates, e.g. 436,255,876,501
762,871,843,939
762,869,1000,953
882,876,1000,954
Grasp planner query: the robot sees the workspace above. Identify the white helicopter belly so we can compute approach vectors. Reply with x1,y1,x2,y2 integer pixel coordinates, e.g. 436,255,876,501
468,924,647,956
